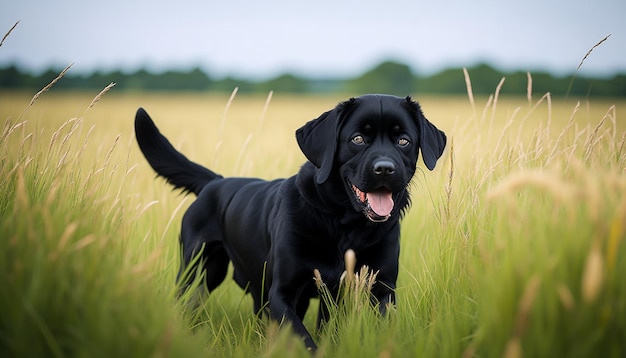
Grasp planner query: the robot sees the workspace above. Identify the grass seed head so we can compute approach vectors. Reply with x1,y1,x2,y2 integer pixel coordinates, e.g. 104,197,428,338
344,249,356,280
313,268,324,289
581,244,604,304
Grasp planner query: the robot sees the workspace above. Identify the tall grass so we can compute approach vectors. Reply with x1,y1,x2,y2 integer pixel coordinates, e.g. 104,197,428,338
0,76,207,357
1,67,625,356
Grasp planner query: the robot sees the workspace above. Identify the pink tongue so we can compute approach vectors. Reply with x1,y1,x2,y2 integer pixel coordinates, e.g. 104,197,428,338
366,190,394,217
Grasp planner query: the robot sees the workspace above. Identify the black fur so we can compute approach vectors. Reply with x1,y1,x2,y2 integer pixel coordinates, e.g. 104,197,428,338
135,94,446,351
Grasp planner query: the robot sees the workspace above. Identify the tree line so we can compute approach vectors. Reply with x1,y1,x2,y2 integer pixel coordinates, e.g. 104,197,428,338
1,60,625,97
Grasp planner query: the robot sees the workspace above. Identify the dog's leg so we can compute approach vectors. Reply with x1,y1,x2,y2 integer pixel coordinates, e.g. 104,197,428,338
269,289,318,352
202,244,230,291
295,297,310,321
177,197,230,297
177,243,229,290
375,290,396,316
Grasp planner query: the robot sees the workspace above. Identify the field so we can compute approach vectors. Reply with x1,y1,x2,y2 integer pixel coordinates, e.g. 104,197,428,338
1,83,625,357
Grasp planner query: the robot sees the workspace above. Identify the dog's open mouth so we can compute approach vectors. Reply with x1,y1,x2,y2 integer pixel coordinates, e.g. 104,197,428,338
350,183,394,222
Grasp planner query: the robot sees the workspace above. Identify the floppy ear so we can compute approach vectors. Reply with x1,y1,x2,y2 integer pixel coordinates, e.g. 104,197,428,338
296,101,350,184
419,115,447,170
406,97,447,170
295,110,338,184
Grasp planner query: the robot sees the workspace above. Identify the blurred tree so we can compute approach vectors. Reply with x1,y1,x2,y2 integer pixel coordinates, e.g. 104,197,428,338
1,61,625,97
346,60,416,95
0,65,26,87
257,73,309,93
416,68,466,95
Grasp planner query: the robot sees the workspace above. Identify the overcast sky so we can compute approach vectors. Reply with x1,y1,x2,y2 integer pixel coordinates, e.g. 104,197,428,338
1,0,624,79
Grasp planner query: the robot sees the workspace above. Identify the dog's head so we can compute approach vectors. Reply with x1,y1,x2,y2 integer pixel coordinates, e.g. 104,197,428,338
296,94,446,222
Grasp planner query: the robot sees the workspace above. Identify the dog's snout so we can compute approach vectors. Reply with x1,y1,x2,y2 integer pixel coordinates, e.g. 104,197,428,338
373,160,395,176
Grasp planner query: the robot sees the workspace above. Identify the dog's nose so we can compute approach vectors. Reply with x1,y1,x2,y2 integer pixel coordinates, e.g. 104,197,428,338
373,160,395,176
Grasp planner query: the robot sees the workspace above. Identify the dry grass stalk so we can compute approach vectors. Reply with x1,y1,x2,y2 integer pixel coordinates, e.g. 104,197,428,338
606,105,617,141
234,133,254,175
568,158,602,222
0,20,19,47
342,249,378,301
313,268,324,289
159,196,190,243
494,115,517,162
1,119,12,143
136,200,160,219
514,275,541,336
445,137,454,221
28,63,74,108
512,123,546,165
51,222,79,261
487,169,574,204
14,167,28,210
344,249,356,286
566,34,611,98
526,72,532,104
485,77,506,139
74,124,96,162
502,275,541,358
502,337,522,358
359,266,378,294
583,109,610,162
566,128,590,167
606,196,626,274
0,162,22,190
218,87,238,138
616,131,626,168
556,283,575,311
49,117,77,151
581,243,604,303
576,34,611,71
103,134,121,169
1,120,27,144
545,102,579,165
491,77,506,122
131,246,165,275
518,92,553,140
59,117,82,150
1,121,29,160
73,234,96,251
86,82,116,111
56,151,69,169
462,68,475,111
480,94,493,125
314,249,379,312
256,90,273,133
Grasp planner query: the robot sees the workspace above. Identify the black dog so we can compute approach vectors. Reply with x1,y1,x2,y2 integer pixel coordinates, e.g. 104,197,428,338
134,94,446,351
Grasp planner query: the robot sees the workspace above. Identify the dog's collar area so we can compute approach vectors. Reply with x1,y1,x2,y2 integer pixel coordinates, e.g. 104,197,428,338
348,180,393,222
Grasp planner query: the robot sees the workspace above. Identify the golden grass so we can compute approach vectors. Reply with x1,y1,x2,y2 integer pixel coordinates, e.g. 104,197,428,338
2,20,624,356
1,59,625,356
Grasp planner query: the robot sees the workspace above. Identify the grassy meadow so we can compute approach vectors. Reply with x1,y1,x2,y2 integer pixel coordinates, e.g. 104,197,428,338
1,80,625,357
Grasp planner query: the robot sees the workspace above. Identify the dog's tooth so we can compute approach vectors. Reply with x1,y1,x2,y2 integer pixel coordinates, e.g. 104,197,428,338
352,184,364,202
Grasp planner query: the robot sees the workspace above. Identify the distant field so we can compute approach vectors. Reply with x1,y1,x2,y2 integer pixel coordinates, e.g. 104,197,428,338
1,88,625,357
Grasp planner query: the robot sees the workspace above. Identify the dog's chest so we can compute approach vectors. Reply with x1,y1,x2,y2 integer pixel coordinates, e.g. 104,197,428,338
335,221,388,252
315,227,387,284
313,251,349,290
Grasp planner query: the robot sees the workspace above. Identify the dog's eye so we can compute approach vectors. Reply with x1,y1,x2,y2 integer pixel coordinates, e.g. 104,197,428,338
352,135,365,145
398,138,410,147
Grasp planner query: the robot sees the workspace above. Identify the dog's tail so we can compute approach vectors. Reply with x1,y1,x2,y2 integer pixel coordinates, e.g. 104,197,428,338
134,108,221,196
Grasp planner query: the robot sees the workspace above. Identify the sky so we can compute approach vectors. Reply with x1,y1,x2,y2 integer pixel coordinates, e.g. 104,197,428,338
1,0,625,79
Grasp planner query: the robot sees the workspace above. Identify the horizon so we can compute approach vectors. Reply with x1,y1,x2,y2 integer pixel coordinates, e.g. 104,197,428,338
2,58,623,82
